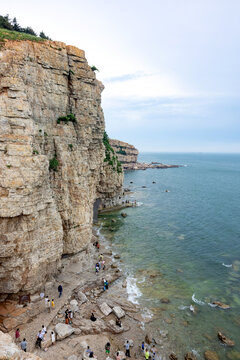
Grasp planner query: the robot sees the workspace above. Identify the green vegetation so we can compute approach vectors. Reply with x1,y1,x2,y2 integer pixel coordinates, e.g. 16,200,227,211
0,28,44,43
6,164,12,168
69,69,75,75
116,149,127,155
91,65,99,72
68,144,73,151
0,14,50,40
49,157,59,172
57,113,76,124
33,149,39,155
44,131,48,137
102,131,122,173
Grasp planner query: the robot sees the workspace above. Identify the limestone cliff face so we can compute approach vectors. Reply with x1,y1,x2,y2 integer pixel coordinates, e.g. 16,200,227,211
109,139,139,170
0,40,123,298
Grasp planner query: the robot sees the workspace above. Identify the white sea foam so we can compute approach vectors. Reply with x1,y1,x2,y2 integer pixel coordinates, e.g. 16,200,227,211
222,263,232,268
136,201,143,207
192,293,205,305
208,302,217,308
126,276,142,304
179,305,189,310
141,307,153,319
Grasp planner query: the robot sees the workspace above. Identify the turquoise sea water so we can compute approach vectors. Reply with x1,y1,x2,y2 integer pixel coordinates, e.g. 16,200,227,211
99,153,240,359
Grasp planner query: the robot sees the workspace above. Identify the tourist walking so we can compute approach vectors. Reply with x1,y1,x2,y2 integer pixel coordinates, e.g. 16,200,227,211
116,352,121,360
141,341,145,352
15,328,20,343
125,340,130,357
58,284,63,298
105,342,111,355
68,310,73,324
45,295,49,310
20,338,27,352
51,298,55,309
51,331,56,345
65,309,69,324
47,299,51,313
35,330,43,349
145,348,150,360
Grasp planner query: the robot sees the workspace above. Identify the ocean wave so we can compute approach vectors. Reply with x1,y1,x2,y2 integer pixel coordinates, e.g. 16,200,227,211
126,276,142,304
222,263,232,268
192,293,205,305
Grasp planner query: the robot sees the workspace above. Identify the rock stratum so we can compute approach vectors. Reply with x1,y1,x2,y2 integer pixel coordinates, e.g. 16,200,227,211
110,139,180,170
0,39,123,299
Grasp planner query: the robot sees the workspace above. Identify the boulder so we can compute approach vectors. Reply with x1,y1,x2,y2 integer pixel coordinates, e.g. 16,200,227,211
70,299,78,307
145,334,151,344
99,302,112,316
107,320,125,334
204,350,219,360
114,254,121,259
160,298,170,304
111,264,118,269
113,306,125,319
169,353,178,360
212,301,230,309
111,219,116,223
55,323,75,340
121,213,127,218
0,330,40,359
218,332,235,346
185,352,197,360
76,291,88,305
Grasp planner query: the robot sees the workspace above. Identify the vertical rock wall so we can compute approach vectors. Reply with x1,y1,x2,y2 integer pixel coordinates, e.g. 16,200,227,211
0,40,123,298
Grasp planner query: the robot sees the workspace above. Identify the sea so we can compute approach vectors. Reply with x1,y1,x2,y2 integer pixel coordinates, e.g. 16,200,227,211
98,153,240,360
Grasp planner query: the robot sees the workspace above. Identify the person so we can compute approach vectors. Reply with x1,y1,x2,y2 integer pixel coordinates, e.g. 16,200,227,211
45,295,49,309
125,340,130,357
51,331,56,345
116,351,121,360
151,345,156,360
141,341,145,351
102,260,105,270
95,263,100,274
89,351,94,358
96,241,100,250
65,310,69,324
103,278,107,291
145,348,150,360
21,338,27,352
116,318,122,327
86,345,91,356
15,328,20,343
41,325,47,340
68,310,73,324
35,331,42,348
47,299,51,313
40,292,44,299
105,342,111,355
51,299,55,309
99,254,103,262
105,279,109,290
58,284,63,298
90,312,96,321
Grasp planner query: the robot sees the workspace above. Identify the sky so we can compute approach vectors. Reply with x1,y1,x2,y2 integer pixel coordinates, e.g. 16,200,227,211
1,0,240,152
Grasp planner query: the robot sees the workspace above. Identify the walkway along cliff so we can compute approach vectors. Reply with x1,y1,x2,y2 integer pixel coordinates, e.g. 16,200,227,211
0,39,123,300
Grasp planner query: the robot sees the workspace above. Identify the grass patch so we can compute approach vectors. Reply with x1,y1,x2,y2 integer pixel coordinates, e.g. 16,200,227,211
57,113,76,124
49,157,59,172
0,28,45,44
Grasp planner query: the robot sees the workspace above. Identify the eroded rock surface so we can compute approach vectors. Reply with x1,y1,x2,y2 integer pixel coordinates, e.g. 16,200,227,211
0,40,123,298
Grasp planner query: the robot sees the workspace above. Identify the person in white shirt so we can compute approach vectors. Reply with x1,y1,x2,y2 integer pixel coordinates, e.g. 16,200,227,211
51,331,56,345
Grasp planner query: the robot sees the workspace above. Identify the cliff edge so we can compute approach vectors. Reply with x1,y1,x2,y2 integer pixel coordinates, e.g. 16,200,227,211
0,39,123,299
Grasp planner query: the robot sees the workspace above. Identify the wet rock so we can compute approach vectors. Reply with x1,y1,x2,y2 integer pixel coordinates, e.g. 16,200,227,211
165,318,172,324
160,298,170,304
55,323,75,340
142,186,147,188
121,213,127,218
159,330,168,338
113,306,125,318
218,332,235,346
152,181,156,184
99,302,112,316
111,263,118,269
185,352,197,360
212,301,230,309
169,353,178,360
111,219,116,223
114,254,121,259
204,350,219,360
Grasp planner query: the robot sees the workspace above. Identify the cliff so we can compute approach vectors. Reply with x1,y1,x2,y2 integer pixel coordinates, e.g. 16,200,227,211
109,139,139,170
0,39,123,299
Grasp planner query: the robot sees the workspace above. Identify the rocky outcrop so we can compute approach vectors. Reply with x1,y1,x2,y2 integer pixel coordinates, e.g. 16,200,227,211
0,330,41,359
0,39,123,298
109,139,139,169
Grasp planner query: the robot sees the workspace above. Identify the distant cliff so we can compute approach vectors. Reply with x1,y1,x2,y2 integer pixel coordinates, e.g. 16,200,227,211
109,139,139,170
0,39,123,299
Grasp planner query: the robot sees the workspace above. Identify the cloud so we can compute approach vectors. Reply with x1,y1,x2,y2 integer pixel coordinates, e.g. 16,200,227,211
103,71,149,84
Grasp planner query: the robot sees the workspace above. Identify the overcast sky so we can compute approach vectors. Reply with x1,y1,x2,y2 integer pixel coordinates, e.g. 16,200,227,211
2,0,240,152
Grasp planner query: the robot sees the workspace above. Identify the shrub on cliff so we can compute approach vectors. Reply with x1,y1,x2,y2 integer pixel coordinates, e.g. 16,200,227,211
49,157,59,172
57,113,76,124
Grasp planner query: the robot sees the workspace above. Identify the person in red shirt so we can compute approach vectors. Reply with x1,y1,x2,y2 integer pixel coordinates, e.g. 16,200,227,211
15,328,20,343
